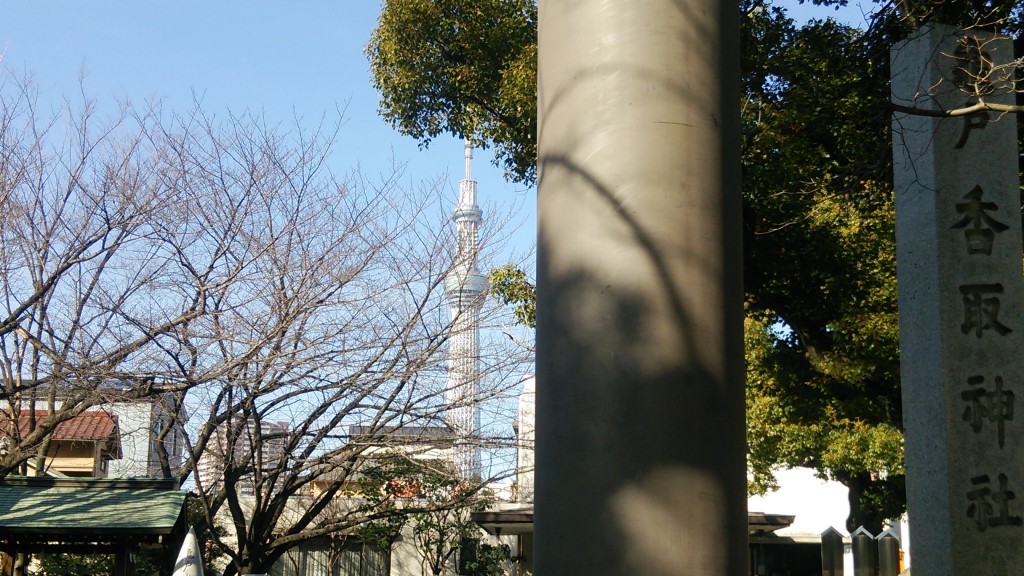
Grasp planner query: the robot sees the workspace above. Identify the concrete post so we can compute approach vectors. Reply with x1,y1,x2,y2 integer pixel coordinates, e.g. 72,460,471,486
892,23,1024,575
535,0,745,574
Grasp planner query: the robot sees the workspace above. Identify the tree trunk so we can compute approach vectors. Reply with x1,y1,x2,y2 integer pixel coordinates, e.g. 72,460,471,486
224,555,276,576
843,473,886,535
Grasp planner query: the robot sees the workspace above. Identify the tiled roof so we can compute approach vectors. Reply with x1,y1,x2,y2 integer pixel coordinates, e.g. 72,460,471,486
54,411,118,441
0,410,119,442
0,476,186,535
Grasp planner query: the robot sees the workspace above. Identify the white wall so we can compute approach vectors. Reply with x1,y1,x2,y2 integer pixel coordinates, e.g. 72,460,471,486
747,467,851,540
106,396,184,479
106,402,153,478
516,375,534,504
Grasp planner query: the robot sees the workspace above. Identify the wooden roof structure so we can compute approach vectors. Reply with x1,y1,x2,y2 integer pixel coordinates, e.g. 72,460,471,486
0,476,188,576
472,508,798,537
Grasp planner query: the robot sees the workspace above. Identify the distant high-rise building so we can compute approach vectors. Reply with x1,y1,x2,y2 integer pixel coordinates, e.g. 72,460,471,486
444,142,486,479
196,420,289,495
516,375,535,503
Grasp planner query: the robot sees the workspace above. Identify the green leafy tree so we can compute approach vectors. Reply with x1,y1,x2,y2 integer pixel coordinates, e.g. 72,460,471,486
460,541,510,576
367,0,537,184
736,0,1021,534
34,543,169,576
890,0,1022,31
368,0,1020,189
35,553,115,576
487,265,535,330
375,0,1024,533
739,7,907,534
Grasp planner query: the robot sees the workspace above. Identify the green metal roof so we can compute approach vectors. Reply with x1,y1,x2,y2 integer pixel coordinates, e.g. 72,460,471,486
0,476,186,535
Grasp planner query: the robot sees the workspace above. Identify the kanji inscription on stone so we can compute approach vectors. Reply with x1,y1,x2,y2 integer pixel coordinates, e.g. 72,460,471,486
951,185,1009,255
966,473,1023,531
960,284,1011,337
893,24,1024,574
961,375,1015,447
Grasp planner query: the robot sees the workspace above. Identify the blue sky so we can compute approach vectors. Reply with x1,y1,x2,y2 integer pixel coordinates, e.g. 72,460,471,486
1,3,440,167
0,1,866,273
0,1,536,271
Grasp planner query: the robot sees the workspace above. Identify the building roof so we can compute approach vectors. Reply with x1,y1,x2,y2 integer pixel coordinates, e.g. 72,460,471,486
0,409,119,442
747,512,797,535
0,409,122,461
472,508,798,537
53,411,119,442
0,476,186,537
349,424,456,442
472,507,535,535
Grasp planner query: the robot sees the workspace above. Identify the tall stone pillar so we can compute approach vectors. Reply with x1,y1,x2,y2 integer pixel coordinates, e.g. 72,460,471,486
535,1,746,574
892,24,1024,575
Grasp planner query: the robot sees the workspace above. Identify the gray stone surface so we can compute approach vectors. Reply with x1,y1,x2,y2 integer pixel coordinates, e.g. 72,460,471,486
535,0,746,574
892,23,1024,575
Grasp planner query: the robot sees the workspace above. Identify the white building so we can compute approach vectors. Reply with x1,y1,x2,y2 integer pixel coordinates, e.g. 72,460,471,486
748,467,855,575
105,393,186,479
263,421,511,576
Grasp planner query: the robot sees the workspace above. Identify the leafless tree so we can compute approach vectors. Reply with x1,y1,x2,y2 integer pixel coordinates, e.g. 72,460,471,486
161,110,525,575
889,28,1023,118
0,76,210,473
0,74,528,575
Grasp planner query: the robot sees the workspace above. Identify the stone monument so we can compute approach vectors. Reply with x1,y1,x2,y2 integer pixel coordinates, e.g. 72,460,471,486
892,23,1023,575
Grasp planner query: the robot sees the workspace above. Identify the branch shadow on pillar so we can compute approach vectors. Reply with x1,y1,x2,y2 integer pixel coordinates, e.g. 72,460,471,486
536,153,744,574
535,0,743,571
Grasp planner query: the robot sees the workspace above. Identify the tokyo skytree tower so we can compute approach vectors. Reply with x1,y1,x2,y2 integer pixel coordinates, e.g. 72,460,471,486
444,142,486,479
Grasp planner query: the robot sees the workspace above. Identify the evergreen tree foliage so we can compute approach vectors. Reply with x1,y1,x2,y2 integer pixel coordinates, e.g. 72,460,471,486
367,0,537,184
